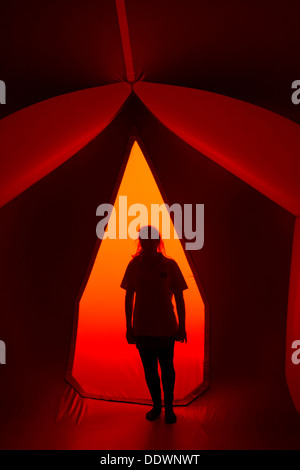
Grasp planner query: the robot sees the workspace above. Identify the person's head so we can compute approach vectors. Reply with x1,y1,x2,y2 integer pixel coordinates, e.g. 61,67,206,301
134,225,165,256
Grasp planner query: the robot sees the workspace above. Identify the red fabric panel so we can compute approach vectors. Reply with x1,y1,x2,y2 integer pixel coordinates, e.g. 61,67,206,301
0,109,134,448
286,216,300,412
134,81,300,215
0,83,131,207
125,1,300,124
0,0,127,119
115,0,135,82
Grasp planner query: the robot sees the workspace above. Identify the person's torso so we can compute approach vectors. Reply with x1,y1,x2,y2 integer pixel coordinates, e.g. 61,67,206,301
131,253,179,336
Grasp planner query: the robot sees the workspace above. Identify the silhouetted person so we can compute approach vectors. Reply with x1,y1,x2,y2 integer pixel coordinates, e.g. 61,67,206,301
121,225,188,424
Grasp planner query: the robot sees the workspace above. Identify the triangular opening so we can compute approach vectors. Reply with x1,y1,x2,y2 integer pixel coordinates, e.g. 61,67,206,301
68,140,207,404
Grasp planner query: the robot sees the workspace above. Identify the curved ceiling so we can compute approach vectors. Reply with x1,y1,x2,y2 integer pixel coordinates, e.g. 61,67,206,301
0,0,299,124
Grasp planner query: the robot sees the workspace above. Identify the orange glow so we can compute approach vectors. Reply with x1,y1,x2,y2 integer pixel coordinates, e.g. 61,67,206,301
70,141,206,404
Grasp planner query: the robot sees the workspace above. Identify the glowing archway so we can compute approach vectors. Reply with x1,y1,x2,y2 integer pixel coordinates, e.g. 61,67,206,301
67,141,207,404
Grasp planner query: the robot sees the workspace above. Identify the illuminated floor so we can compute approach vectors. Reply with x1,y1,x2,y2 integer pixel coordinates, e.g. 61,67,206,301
10,377,300,450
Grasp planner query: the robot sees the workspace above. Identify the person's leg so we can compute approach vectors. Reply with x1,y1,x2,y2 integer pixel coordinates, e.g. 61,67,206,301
138,347,162,420
157,341,177,424
157,341,175,405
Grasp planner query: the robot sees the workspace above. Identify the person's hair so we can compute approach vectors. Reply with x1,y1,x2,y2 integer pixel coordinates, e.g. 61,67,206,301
132,225,166,257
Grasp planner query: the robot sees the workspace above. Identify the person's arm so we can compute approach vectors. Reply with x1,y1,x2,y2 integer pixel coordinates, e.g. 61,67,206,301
125,288,136,344
171,260,188,343
174,289,187,343
121,260,136,344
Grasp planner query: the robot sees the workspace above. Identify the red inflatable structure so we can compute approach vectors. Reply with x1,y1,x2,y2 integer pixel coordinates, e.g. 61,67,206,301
0,0,299,450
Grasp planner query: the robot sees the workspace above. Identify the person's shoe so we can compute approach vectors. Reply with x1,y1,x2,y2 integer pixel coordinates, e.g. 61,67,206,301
165,407,177,424
146,405,162,421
